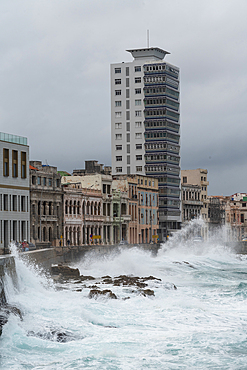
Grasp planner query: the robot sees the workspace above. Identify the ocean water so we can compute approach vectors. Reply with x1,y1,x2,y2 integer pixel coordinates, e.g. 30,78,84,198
1,224,247,369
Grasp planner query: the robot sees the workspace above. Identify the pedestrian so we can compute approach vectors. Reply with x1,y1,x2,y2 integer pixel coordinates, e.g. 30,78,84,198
67,239,70,246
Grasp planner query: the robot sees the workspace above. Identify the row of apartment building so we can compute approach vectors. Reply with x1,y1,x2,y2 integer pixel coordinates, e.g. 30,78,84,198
0,133,159,252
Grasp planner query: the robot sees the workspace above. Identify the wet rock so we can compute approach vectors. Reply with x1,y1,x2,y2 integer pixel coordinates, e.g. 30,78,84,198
0,315,8,336
102,277,113,284
140,289,155,297
28,328,78,343
88,289,117,299
51,264,80,278
141,276,162,282
79,275,95,281
113,275,148,288
182,261,195,269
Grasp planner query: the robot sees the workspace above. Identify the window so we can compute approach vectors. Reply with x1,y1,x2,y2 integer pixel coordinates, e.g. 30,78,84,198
126,100,130,109
21,151,26,178
115,101,122,107
12,195,17,211
136,155,142,160
56,179,60,187
126,67,129,76
115,112,122,118
136,144,142,149
115,79,121,84
135,77,141,83
115,68,121,73
4,194,8,210
12,150,18,177
115,90,121,95
103,184,106,193
135,66,141,72
48,178,52,186
21,196,26,212
136,166,142,172
116,156,122,161
135,133,142,139
126,122,130,131
135,122,142,128
126,111,130,120
126,133,130,142
116,145,122,150
115,123,122,129
126,89,130,98
116,167,122,173
135,88,141,94
43,177,46,186
115,134,122,140
135,99,141,106
183,177,187,184
37,176,41,185
126,78,129,87
32,176,36,185
135,110,141,117
3,149,9,176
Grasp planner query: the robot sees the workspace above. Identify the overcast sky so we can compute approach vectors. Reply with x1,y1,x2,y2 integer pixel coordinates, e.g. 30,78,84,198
1,0,247,195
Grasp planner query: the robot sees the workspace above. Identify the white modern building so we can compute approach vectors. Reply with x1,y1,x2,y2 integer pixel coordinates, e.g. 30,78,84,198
111,47,181,240
0,132,29,252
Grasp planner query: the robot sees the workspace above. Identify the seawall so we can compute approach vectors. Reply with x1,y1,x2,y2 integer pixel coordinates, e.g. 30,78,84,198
1,244,160,279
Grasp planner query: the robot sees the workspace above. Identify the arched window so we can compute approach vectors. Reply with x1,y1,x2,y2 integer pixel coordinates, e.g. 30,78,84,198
49,202,52,215
43,227,46,242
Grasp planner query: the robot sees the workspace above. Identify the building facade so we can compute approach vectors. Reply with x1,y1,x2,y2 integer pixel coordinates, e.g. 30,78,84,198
112,174,159,244
0,132,29,252
181,169,209,221
111,47,181,241
29,161,63,247
182,183,203,223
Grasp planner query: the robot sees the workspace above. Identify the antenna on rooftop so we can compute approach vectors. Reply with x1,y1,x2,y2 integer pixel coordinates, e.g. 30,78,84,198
147,30,150,48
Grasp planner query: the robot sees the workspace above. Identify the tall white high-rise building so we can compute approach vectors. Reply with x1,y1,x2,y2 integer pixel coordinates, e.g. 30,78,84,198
111,47,181,240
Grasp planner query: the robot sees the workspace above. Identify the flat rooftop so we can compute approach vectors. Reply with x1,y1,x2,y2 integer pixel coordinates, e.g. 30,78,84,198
126,47,170,61
0,132,28,145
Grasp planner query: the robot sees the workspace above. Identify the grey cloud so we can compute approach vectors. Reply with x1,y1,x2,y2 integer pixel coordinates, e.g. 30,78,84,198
1,0,247,195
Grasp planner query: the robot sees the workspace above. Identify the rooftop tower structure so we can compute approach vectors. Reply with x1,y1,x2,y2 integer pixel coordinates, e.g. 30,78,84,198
111,47,181,240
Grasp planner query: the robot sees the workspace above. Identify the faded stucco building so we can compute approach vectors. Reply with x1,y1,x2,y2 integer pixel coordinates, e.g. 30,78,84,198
182,183,202,223
0,132,29,253
112,174,159,244
29,161,63,247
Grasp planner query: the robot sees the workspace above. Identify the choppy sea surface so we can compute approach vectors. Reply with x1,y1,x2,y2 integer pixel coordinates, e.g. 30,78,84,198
2,225,247,369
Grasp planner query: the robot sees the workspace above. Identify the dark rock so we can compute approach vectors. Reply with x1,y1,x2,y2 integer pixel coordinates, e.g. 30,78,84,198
51,264,80,278
28,328,78,343
102,278,113,284
140,289,155,297
113,275,148,288
141,276,162,282
79,275,95,281
183,261,195,269
89,289,117,299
